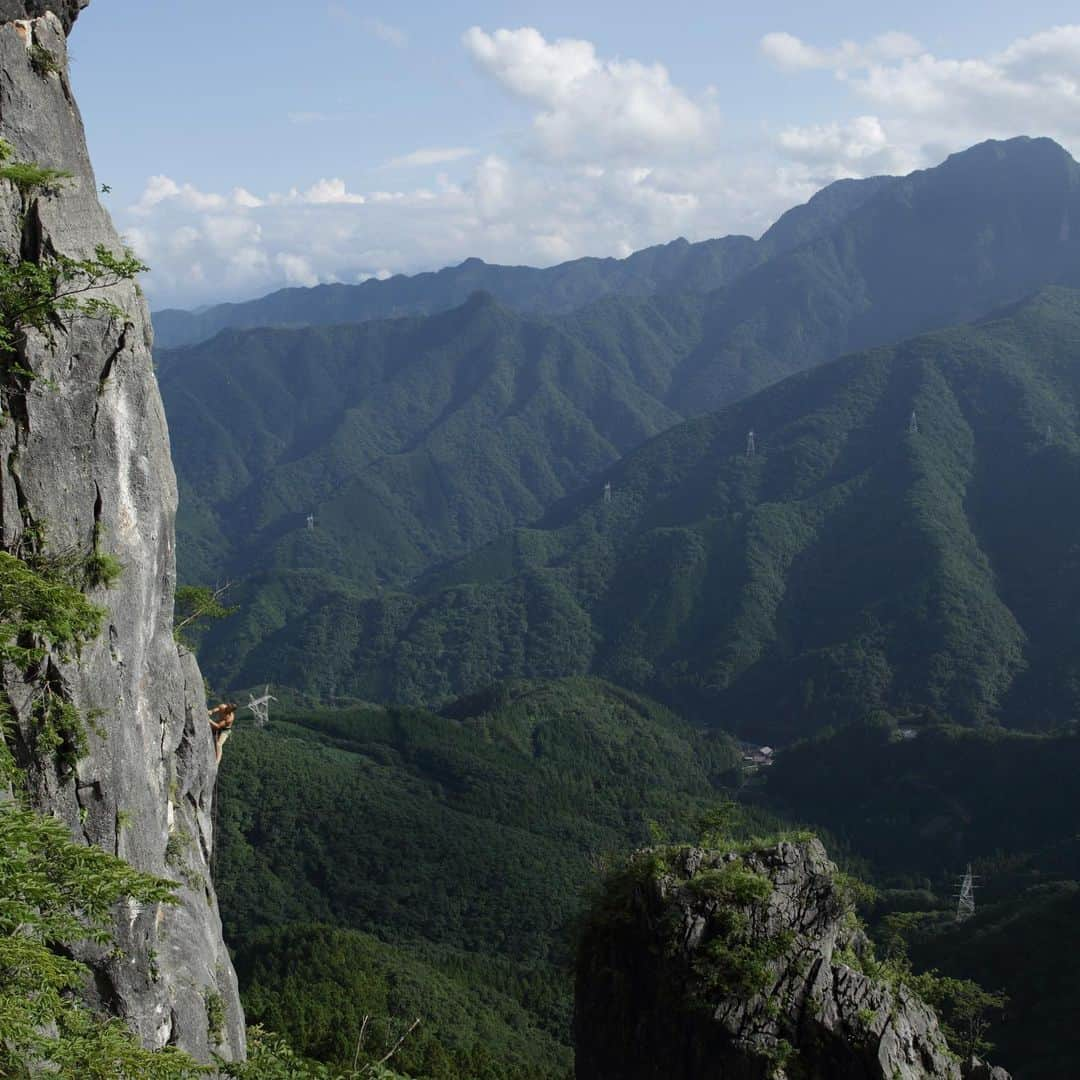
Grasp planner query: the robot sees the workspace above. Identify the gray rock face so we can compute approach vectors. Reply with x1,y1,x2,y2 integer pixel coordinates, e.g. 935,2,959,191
0,0,86,33
575,839,1010,1080
962,1063,1011,1080
0,5,244,1063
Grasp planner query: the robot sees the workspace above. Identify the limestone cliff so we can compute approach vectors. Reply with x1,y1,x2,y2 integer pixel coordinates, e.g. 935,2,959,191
0,3,244,1062
575,839,1009,1080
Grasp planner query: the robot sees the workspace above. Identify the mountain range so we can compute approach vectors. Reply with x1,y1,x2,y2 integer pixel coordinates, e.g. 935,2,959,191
152,173,895,349
159,138,1080,737
196,286,1080,737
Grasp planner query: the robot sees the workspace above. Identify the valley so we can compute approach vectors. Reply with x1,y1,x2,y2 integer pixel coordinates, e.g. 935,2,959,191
159,138,1080,1078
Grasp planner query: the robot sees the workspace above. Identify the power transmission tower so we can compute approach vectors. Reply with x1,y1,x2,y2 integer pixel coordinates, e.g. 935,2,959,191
602,481,612,504
954,864,977,922
746,430,756,458
909,411,919,435
247,686,277,729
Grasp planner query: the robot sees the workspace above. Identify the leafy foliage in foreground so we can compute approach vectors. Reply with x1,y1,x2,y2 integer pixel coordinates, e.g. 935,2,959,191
0,138,145,372
221,1025,410,1079
0,549,106,771
0,802,201,1078
214,678,744,1073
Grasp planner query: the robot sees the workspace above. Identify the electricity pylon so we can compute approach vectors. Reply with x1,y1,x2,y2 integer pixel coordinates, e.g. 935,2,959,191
247,686,278,729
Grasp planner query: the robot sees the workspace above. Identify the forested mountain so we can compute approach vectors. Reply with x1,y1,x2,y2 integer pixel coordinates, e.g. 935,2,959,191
650,135,1080,415
171,137,1080,1078
160,290,690,587
214,678,744,1076
152,236,755,349
200,288,1080,737
152,173,893,348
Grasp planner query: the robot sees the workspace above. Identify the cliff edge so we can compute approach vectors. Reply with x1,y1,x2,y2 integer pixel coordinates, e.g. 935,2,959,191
0,3,244,1062
576,838,1009,1079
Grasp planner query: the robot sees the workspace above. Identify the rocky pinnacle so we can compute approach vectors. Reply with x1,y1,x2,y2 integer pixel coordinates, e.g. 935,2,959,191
576,838,1010,1079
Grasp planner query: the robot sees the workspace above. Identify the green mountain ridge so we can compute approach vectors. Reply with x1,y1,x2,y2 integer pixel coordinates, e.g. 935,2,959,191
662,135,1080,414
161,290,690,589
203,287,1080,738
152,172,895,349
169,137,1080,636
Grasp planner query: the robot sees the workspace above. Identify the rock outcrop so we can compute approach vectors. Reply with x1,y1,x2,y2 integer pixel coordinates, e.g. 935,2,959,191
0,3,244,1062
575,838,1009,1079
0,0,86,33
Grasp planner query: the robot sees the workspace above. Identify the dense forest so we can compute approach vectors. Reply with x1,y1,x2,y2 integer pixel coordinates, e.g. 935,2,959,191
214,678,748,1074
213,685,1080,1076
762,714,1080,1076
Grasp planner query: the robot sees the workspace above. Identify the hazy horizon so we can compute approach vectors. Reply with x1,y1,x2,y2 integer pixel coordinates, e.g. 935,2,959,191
71,1,1080,309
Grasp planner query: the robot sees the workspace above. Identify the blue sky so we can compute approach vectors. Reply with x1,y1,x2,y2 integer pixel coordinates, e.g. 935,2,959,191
68,1,1080,308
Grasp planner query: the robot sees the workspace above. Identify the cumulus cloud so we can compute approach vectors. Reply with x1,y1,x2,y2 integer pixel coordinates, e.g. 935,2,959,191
761,25,1080,180
275,253,320,286
462,26,712,161
294,178,367,205
124,154,770,310
127,23,1080,310
774,116,908,178
131,176,226,215
386,147,476,168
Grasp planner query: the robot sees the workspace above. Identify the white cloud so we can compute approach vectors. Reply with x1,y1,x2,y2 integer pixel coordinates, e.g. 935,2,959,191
126,154,766,310
776,115,898,177
134,175,179,210
132,175,227,216
296,178,367,205
761,25,1080,180
232,187,264,209
275,253,320,286
760,30,922,72
386,147,476,168
128,24,1080,310
462,26,712,161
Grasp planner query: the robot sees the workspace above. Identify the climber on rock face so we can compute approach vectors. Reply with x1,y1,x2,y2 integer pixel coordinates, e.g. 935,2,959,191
208,703,237,764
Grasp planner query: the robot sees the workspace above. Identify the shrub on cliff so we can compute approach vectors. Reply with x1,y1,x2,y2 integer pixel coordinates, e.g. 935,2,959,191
0,801,202,1077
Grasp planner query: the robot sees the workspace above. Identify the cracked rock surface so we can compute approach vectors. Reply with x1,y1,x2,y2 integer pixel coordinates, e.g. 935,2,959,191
0,3,244,1063
0,0,86,33
575,838,1009,1080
